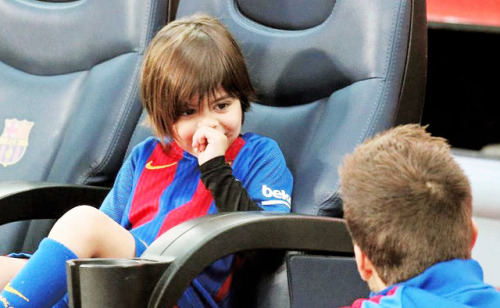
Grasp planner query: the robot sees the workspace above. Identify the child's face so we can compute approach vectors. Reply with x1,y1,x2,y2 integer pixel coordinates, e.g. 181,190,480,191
172,89,243,158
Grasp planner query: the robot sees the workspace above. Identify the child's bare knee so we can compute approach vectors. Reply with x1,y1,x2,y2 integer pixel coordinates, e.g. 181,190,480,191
49,205,103,240
64,205,100,219
61,205,102,226
48,205,132,258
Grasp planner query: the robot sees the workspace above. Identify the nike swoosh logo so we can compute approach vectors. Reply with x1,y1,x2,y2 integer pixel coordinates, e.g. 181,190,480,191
145,161,177,170
4,283,30,302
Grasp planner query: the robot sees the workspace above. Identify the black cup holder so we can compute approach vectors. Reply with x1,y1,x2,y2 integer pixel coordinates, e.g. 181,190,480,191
66,258,171,308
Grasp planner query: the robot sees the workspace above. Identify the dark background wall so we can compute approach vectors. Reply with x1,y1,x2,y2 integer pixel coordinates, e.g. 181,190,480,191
422,26,500,150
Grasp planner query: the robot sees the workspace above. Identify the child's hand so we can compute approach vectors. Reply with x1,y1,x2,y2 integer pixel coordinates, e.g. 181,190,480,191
192,126,229,165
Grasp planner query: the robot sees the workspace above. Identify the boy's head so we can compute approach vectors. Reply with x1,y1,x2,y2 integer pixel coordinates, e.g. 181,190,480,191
339,124,474,287
140,14,254,140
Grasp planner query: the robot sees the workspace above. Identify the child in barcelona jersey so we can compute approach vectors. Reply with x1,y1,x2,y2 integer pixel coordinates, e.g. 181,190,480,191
0,14,293,308
338,124,500,308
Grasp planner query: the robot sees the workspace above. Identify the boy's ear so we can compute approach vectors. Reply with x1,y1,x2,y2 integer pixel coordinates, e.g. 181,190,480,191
354,244,375,282
471,218,479,250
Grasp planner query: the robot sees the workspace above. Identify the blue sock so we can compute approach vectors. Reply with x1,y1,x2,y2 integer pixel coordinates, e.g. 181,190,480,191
0,238,77,308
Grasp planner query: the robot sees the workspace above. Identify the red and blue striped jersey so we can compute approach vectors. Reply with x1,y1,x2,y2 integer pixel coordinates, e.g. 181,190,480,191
99,132,293,307
342,259,500,308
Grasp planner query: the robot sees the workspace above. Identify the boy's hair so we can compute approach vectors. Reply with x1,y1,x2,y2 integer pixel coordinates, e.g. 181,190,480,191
339,124,473,285
140,14,255,140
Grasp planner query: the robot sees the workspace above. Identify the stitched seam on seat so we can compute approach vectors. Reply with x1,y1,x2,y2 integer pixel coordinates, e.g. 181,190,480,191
13,0,84,9
121,0,157,160
77,50,142,184
0,52,142,77
78,0,156,184
121,0,160,158
313,1,407,215
356,0,402,146
140,0,157,52
367,0,407,138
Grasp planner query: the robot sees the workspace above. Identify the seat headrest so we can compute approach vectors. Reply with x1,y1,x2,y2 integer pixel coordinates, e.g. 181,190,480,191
0,0,154,75
177,0,390,107
236,0,335,30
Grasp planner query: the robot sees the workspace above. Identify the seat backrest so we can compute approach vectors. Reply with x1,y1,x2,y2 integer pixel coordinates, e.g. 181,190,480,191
0,0,167,254
138,0,426,218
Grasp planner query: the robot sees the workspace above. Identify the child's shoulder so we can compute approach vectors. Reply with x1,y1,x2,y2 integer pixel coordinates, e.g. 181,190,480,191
241,132,280,149
240,133,287,161
238,133,288,166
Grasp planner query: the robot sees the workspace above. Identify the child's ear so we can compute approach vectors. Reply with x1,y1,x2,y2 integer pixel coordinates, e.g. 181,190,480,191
471,218,479,250
354,244,375,282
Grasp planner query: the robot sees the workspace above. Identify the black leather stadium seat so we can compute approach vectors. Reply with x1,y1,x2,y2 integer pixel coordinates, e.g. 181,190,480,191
0,0,167,254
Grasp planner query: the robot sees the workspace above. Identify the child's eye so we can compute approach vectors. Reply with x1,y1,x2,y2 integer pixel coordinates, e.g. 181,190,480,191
181,108,196,116
215,103,229,111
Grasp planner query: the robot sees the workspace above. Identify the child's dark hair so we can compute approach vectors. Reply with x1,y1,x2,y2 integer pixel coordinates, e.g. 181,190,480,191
339,124,473,285
140,13,255,140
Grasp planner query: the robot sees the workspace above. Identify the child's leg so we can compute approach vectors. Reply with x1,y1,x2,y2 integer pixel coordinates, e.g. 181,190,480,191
0,256,27,289
0,205,136,307
47,205,136,259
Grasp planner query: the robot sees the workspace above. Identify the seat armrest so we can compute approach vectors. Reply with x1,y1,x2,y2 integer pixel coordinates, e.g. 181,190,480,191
0,181,109,225
142,212,353,307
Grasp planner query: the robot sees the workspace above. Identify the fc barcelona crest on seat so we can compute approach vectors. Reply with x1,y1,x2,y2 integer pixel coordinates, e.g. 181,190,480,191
0,119,34,167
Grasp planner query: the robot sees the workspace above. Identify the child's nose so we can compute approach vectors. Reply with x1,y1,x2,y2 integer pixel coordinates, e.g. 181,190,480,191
197,116,218,128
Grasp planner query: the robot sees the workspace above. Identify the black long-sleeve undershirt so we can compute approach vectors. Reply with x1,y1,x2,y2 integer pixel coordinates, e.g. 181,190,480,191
199,156,260,212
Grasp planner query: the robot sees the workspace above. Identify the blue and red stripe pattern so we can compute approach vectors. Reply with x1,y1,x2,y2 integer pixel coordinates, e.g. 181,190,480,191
341,287,399,308
341,259,500,308
100,132,293,307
